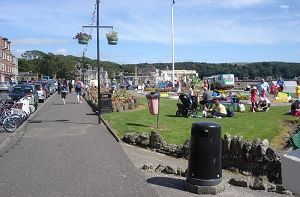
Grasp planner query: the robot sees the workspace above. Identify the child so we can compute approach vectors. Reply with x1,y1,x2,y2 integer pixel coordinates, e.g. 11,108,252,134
250,86,258,112
259,97,271,112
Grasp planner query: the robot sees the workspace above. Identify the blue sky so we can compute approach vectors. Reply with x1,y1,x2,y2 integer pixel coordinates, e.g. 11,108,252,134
1,0,300,64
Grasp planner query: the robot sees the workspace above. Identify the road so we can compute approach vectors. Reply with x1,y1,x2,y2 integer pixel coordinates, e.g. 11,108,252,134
0,92,159,197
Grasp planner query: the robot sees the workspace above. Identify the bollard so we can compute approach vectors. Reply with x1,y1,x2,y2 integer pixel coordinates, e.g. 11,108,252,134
186,121,222,187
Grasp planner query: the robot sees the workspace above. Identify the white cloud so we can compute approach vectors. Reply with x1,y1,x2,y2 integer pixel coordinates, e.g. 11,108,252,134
220,0,269,8
13,38,69,46
55,48,69,56
280,4,290,9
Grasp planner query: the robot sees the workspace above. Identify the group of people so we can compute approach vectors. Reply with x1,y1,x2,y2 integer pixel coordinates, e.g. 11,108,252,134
250,78,271,112
198,87,232,118
59,79,84,104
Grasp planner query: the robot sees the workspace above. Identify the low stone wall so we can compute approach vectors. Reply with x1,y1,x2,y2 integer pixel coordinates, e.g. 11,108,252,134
122,131,282,184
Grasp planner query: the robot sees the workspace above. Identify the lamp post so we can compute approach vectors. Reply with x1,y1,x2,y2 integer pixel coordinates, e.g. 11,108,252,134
82,0,116,124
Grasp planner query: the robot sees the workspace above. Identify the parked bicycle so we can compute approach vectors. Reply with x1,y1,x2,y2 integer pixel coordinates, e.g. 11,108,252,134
0,96,31,133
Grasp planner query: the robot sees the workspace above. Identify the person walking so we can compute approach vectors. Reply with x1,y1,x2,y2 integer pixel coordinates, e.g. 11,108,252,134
258,78,269,98
61,81,68,104
75,79,84,103
68,81,73,93
276,77,285,92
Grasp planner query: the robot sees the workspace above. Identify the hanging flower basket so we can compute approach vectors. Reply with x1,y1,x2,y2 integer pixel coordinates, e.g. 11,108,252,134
73,32,92,45
106,31,118,45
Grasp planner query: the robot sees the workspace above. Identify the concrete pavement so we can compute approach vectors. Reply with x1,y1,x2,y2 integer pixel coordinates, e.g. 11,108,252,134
0,92,159,197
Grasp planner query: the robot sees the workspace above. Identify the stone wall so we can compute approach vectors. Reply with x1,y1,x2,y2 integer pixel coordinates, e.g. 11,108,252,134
122,131,282,183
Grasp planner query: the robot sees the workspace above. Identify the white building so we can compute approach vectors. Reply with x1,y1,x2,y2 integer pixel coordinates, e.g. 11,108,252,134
158,70,198,82
82,66,109,87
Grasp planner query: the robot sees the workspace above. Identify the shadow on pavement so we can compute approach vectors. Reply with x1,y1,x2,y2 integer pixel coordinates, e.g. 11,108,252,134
86,113,98,116
147,176,187,191
28,119,98,125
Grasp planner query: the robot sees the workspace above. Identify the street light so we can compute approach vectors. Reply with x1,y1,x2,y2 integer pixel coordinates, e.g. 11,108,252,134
82,0,117,124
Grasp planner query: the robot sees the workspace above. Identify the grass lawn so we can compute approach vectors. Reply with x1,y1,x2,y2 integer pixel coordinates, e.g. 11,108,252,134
102,96,299,147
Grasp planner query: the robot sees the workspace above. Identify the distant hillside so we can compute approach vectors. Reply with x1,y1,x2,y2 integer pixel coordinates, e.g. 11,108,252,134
18,50,300,80
124,61,300,80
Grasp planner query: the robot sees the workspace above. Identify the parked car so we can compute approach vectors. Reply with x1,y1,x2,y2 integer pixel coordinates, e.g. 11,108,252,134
48,82,56,94
9,81,18,87
8,84,39,111
35,84,47,102
48,79,58,90
0,82,11,92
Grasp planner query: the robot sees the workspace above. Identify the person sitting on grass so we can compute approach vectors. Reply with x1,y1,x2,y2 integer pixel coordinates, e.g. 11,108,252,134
206,98,227,118
291,99,300,117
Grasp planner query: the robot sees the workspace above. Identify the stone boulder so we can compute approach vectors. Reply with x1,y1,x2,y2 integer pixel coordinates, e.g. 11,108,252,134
149,131,167,149
122,132,139,144
136,133,150,147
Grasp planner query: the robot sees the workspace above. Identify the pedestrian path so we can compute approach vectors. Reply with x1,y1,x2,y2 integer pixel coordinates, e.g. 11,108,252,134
0,93,159,197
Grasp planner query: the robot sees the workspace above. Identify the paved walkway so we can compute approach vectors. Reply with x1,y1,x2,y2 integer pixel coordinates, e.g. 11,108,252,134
0,93,159,197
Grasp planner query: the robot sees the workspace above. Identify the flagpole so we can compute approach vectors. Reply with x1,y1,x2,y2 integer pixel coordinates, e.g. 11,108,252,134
171,0,175,88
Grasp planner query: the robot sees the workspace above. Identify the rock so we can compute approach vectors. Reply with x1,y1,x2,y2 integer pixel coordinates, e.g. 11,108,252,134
253,138,261,146
237,136,244,157
182,139,190,158
223,133,231,153
241,171,252,176
155,164,165,173
242,141,253,161
122,133,139,144
266,148,276,161
123,102,129,110
176,167,186,177
228,178,249,188
149,131,167,149
128,99,135,109
162,166,176,174
251,176,266,190
141,163,154,171
262,139,269,148
267,182,277,192
163,144,178,157
230,136,238,158
275,185,293,195
117,103,124,112
136,133,150,147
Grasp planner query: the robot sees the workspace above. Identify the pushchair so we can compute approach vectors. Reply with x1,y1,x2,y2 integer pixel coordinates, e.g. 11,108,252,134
176,93,198,117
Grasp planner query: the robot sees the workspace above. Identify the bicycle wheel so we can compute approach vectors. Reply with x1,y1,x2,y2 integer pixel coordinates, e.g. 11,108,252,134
11,115,23,126
3,117,17,133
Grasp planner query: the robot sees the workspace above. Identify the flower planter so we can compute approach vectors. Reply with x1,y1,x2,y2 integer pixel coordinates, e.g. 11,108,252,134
106,31,118,45
78,35,91,45
74,32,92,45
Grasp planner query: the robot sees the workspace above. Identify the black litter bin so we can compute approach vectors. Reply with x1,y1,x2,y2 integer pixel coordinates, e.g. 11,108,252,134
186,121,222,186
100,93,112,113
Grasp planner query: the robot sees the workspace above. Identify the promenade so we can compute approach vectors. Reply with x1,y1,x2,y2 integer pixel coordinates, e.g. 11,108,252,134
0,92,159,197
